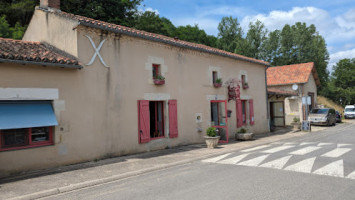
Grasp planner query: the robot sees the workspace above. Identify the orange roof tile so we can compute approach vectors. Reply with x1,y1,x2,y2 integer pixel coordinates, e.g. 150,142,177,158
267,62,320,86
47,9,269,67
267,88,298,96
0,37,82,69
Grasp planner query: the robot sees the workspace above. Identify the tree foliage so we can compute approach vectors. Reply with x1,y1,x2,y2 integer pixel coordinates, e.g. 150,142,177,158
217,16,243,52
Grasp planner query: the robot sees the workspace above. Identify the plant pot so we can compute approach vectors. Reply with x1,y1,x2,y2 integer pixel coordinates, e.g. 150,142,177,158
154,79,165,85
235,132,254,141
291,122,301,131
204,136,221,148
213,83,222,88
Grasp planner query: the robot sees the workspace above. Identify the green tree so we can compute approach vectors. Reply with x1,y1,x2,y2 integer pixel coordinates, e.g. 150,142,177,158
217,16,243,52
260,30,281,64
61,0,142,27
0,15,11,38
134,11,169,36
174,25,217,47
245,20,267,59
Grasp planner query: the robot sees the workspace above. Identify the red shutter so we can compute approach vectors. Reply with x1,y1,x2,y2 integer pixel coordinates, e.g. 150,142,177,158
249,99,255,125
168,100,178,138
138,100,150,143
237,99,243,128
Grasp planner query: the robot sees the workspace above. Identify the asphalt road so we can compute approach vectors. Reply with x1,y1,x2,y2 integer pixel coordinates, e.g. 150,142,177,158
41,121,355,200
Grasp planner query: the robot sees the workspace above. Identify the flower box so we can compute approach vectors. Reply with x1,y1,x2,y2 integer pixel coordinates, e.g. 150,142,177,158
154,79,165,85
213,83,222,88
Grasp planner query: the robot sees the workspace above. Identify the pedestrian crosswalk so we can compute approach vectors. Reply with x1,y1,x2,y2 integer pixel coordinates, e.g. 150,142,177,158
202,142,355,180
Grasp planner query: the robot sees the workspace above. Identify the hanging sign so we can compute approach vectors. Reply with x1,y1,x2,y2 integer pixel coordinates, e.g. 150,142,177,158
226,78,241,102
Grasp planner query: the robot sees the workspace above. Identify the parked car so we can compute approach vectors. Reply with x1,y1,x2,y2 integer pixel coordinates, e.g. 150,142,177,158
308,108,336,126
344,105,355,119
335,111,342,123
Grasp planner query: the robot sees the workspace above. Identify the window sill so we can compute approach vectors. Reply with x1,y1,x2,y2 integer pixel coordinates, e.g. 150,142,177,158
150,136,165,140
0,142,54,152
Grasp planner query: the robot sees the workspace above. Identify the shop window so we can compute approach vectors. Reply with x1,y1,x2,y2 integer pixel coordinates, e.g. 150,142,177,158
0,127,53,151
211,102,226,126
149,101,165,138
237,99,254,127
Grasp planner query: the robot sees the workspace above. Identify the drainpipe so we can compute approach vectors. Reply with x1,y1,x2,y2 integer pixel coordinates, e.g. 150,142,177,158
265,66,270,132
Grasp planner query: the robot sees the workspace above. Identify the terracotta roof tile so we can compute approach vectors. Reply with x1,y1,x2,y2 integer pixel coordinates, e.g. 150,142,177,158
52,10,269,66
0,37,82,69
267,62,320,86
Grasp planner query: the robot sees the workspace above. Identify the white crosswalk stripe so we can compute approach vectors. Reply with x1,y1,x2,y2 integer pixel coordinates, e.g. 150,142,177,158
313,160,344,178
202,153,231,163
262,145,294,153
241,145,271,152
346,171,355,179
321,148,351,158
237,155,269,167
202,142,355,180
284,157,316,173
317,143,333,146
218,154,249,165
259,155,292,169
290,146,321,155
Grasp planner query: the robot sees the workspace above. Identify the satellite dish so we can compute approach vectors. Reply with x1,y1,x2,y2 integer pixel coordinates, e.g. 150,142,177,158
292,84,298,91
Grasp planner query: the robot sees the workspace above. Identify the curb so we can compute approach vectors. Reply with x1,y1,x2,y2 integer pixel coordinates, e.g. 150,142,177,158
8,131,307,200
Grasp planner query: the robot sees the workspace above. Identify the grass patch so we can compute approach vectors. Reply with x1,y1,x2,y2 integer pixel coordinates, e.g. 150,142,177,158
317,95,344,113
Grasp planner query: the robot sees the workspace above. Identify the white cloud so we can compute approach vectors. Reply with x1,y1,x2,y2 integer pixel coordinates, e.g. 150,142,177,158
138,7,160,15
328,48,355,71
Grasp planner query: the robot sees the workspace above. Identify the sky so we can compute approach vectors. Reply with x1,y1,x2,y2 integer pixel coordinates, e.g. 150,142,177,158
139,0,355,72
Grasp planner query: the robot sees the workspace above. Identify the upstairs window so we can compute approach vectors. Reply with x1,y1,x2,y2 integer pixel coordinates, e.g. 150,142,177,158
212,71,218,84
152,64,160,79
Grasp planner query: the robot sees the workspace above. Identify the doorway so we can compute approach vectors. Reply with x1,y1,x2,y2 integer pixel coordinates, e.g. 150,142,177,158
211,100,228,143
270,101,285,127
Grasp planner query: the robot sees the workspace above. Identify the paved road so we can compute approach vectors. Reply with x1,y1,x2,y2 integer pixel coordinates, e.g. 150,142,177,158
41,121,355,200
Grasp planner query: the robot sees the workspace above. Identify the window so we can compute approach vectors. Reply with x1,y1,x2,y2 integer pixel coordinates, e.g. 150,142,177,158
149,101,164,138
138,100,178,143
152,64,160,79
241,75,245,84
212,71,218,84
0,101,57,151
242,100,247,125
210,100,228,143
0,127,53,151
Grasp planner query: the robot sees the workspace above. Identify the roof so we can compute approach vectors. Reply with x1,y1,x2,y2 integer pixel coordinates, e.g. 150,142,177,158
267,62,320,86
0,37,82,69
45,8,269,67
267,88,298,96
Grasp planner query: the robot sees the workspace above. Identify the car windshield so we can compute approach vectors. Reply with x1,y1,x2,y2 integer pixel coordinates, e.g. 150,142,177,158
345,108,355,112
310,109,328,114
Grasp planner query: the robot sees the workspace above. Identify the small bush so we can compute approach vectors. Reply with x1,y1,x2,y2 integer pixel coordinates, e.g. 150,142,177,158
206,127,217,137
237,128,248,133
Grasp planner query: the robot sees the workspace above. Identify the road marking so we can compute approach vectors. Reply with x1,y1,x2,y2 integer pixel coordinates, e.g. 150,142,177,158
321,148,352,158
218,154,249,165
237,154,270,167
283,142,296,145
317,143,333,146
259,155,292,169
262,145,294,153
241,145,271,153
346,171,355,179
313,160,344,177
284,157,316,173
300,142,316,146
290,146,321,155
202,153,231,163
338,144,352,148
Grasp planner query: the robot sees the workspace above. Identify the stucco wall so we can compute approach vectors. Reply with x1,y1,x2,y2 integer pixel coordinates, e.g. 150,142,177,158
23,8,78,57
0,15,268,176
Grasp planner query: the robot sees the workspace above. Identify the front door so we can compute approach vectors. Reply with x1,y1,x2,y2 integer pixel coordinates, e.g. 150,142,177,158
211,100,228,143
270,102,285,127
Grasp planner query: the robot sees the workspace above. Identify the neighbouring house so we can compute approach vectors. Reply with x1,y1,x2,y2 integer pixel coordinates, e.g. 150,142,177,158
0,0,270,177
267,62,320,127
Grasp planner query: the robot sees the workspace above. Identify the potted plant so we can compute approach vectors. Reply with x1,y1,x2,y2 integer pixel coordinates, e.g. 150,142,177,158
154,74,165,85
204,127,220,148
242,82,249,89
213,78,222,88
235,127,254,141
291,117,301,131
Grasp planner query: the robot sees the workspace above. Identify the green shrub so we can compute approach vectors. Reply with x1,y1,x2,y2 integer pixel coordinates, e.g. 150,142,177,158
237,128,248,133
206,127,217,137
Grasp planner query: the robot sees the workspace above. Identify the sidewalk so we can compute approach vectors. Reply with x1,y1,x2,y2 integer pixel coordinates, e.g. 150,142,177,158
0,129,307,200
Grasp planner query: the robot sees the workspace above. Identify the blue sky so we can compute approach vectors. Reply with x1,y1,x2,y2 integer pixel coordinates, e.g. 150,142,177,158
140,0,355,71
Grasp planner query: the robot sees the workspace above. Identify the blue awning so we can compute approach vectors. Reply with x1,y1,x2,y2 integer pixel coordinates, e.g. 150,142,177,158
0,101,58,130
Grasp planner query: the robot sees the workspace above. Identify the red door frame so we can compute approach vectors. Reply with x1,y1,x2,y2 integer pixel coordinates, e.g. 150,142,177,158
211,100,228,143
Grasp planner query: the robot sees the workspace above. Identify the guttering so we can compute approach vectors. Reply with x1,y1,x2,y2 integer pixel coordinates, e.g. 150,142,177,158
78,21,270,67
0,58,83,69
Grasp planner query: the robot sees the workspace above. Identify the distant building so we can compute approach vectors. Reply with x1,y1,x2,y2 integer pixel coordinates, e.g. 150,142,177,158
267,62,320,127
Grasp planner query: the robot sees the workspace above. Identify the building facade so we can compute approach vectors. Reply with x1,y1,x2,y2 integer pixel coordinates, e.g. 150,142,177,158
0,1,270,177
